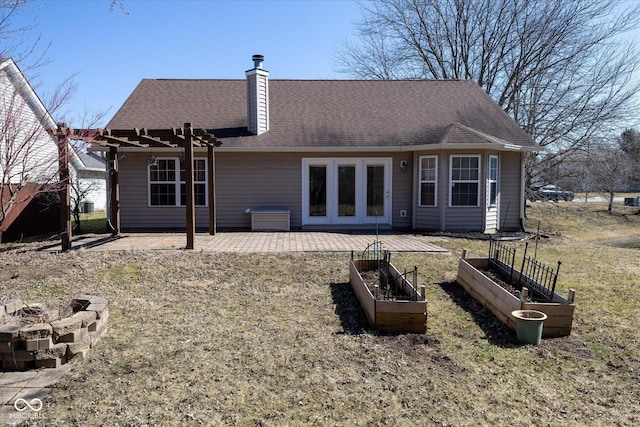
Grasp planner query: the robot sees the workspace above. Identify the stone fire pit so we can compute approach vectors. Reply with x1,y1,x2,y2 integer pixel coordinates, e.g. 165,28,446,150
0,295,108,370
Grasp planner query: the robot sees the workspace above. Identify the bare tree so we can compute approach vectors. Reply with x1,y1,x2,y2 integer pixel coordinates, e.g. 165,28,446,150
69,172,98,234
0,0,50,74
0,58,61,236
338,0,640,184
618,128,640,186
1,1,109,242
587,143,633,213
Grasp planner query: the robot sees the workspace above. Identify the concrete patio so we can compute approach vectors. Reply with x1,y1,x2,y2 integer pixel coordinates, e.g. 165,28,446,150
54,232,449,253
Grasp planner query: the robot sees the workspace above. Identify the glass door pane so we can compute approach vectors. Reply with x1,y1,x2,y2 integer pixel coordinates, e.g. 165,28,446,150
338,165,356,217
367,165,385,216
309,166,326,216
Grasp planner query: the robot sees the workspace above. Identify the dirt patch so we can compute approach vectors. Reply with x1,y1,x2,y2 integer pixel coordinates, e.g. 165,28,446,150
359,268,417,301
480,266,551,303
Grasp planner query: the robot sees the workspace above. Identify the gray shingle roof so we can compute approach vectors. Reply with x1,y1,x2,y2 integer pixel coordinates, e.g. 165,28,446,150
107,79,537,150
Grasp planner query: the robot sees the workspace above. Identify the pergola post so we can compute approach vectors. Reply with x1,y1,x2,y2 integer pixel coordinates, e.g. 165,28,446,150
72,125,218,245
207,143,216,235
107,146,120,235
56,126,72,251
184,123,195,249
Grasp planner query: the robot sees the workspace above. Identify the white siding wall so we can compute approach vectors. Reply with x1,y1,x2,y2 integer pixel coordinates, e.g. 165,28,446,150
79,172,107,211
0,70,58,185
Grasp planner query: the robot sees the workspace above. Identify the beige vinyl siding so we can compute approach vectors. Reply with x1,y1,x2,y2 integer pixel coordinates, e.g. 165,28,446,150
443,150,483,232
216,152,301,229
499,151,522,230
390,154,412,229
119,152,210,230
415,153,443,230
216,151,404,230
120,151,412,231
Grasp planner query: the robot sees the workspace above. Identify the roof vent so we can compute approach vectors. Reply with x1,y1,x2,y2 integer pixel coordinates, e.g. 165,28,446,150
252,54,264,70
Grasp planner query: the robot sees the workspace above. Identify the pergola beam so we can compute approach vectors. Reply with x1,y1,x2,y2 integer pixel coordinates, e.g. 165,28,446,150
55,124,221,250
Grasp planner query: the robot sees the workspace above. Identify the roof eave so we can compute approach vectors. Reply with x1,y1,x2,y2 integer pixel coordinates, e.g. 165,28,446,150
192,142,540,153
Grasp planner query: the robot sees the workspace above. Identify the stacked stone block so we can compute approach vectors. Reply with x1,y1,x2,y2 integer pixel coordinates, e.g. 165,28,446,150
0,295,108,370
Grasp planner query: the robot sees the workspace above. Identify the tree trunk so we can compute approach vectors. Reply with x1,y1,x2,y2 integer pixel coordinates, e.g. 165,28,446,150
608,191,614,213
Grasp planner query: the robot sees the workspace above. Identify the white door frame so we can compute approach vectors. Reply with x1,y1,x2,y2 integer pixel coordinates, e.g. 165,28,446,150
302,158,392,226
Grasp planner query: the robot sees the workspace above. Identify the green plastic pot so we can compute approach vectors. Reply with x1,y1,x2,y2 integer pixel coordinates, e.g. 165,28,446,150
512,310,547,345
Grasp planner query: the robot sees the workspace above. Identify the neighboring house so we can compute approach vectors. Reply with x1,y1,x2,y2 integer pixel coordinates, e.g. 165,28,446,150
0,58,61,241
70,148,107,212
106,55,539,233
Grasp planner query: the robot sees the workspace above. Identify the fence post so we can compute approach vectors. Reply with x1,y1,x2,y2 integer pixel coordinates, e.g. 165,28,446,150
510,248,516,282
552,261,562,295
519,242,529,286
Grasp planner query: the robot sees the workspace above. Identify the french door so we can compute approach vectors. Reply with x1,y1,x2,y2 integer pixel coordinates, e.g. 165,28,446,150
303,158,391,226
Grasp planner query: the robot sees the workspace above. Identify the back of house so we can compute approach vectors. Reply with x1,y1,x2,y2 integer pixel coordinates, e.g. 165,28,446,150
105,55,539,233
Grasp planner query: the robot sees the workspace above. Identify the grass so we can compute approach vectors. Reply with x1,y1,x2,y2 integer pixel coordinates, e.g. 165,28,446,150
74,210,108,235
1,201,639,425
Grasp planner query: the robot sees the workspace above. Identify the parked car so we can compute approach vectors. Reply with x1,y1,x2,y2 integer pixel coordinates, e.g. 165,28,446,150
533,185,575,201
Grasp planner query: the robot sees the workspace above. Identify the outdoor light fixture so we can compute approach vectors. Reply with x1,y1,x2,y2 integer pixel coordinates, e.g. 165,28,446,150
147,155,157,166
118,154,127,161
400,160,408,171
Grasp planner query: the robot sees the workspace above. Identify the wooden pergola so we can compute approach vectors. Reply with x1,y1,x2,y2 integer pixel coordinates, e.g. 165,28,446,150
55,123,221,251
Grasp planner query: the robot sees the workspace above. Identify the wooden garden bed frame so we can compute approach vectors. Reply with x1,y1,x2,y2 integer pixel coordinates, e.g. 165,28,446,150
349,256,427,334
456,251,576,338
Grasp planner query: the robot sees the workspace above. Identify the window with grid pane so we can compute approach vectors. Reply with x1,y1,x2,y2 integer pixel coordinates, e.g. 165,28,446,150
450,155,480,206
419,156,437,206
149,158,207,206
149,159,177,206
488,156,498,206
180,158,207,206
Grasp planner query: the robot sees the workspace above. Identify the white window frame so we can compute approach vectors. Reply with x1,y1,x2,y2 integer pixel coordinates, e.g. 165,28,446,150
488,155,498,207
148,157,208,207
449,155,481,207
419,155,438,207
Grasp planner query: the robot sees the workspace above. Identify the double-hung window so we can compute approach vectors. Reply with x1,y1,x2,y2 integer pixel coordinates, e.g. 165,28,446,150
450,155,480,206
149,159,177,206
180,159,207,206
419,155,437,206
149,157,207,206
488,155,498,207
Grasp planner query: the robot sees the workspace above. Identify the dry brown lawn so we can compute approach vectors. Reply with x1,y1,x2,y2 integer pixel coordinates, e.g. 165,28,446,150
0,200,639,426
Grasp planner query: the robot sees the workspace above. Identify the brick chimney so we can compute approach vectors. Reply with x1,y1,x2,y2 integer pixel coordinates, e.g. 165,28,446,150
245,54,269,135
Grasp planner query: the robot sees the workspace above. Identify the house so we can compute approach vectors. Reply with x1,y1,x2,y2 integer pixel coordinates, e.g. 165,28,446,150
0,57,62,242
69,148,107,212
105,55,539,233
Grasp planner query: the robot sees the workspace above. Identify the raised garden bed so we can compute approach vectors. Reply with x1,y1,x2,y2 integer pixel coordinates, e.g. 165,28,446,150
456,240,576,338
349,247,427,334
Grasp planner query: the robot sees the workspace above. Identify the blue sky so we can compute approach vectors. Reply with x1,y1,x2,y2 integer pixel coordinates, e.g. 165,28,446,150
13,0,362,127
